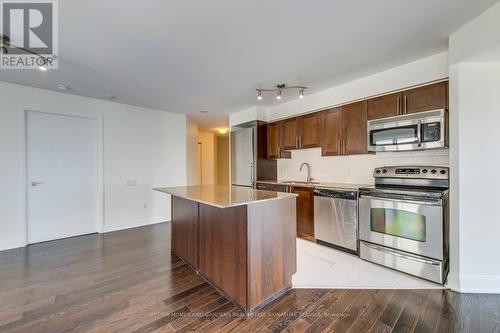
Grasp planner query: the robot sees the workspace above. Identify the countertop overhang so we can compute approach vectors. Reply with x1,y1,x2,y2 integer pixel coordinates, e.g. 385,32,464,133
257,180,369,191
154,185,297,208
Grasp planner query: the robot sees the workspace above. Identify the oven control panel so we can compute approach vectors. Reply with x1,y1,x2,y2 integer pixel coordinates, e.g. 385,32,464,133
374,166,449,179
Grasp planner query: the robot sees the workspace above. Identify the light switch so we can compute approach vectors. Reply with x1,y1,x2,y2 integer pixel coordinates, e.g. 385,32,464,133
126,180,137,187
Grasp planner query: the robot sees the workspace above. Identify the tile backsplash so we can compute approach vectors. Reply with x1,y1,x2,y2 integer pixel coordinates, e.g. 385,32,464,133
277,148,449,185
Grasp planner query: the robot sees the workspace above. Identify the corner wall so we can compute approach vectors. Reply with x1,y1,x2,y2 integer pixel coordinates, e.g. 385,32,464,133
448,1,500,293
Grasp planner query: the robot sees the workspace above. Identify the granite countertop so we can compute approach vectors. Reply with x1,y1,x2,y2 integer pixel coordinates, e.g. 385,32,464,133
257,180,369,191
154,185,297,208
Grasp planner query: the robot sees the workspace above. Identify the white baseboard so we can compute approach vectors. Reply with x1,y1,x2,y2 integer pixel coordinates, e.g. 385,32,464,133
457,274,500,294
102,217,168,233
0,239,27,252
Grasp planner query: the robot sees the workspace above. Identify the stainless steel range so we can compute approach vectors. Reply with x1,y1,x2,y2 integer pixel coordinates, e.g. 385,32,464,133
358,166,449,284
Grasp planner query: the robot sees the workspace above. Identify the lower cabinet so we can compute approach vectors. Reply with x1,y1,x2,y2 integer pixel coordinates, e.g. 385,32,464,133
291,187,315,241
255,183,315,241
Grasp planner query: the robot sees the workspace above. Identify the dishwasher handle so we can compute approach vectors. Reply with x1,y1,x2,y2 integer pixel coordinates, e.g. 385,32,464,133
313,188,357,200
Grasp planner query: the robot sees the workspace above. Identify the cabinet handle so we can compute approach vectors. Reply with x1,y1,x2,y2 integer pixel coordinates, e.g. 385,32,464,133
338,141,341,154
404,96,408,114
299,136,302,149
295,137,299,149
343,140,347,155
397,97,401,115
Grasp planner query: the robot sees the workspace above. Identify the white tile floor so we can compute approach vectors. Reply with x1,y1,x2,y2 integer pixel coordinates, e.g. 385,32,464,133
292,238,443,289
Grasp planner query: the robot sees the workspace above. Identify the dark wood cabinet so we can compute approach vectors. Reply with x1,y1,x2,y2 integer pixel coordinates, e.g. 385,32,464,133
267,122,280,159
298,113,321,149
282,118,299,150
344,101,368,155
292,186,314,241
321,102,368,156
403,81,448,114
321,107,343,156
268,81,447,158
267,121,291,159
367,92,402,120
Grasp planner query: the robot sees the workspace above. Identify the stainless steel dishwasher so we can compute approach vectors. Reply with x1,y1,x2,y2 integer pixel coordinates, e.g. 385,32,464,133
314,188,358,254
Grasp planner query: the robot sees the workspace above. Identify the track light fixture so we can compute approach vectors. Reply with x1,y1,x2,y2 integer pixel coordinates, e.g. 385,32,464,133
256,84,307,101
1,34,51,71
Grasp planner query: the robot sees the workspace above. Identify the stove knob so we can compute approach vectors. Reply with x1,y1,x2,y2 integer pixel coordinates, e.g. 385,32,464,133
422,169,428,174
382,169,387,174
376,170,381,174
440,170,447,175
431,169,437,174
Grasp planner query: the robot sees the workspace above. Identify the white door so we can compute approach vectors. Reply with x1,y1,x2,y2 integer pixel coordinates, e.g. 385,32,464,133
27,111,100,244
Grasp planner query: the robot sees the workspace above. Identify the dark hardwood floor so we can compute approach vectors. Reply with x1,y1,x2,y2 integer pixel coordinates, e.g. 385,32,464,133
0,223,498,333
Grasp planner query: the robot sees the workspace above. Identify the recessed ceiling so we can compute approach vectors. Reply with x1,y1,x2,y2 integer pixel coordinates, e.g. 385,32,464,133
0,0,496,129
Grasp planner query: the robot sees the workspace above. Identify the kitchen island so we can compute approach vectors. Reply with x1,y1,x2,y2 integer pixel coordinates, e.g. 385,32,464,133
154,185,297,313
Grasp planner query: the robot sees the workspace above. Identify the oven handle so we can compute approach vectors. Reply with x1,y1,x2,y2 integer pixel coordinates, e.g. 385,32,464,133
363,242,441,266
360,194,442,206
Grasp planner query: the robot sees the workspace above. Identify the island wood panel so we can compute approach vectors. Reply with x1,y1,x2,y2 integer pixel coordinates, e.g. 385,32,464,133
247,198,296,310
171,196,199,268
198,203,248,308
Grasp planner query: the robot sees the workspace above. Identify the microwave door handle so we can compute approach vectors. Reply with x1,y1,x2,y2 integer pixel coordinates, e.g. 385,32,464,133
417,120,422,144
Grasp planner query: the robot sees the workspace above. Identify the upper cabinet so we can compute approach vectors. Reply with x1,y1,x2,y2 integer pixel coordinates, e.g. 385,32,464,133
320,107,343,156
367,92,402,120
344,101,368,155
298,113,321,149
403,81,448,114
281,114,321,151
282,118,299,150
267,121,291,159
367,81,448,120
321,102,368,156
268,80,448,158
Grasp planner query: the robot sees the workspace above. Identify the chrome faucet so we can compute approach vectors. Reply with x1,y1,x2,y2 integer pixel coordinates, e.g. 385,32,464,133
299,162,313,183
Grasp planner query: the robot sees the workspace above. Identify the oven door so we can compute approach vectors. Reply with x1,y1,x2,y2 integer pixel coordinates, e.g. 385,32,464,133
359,194,443,260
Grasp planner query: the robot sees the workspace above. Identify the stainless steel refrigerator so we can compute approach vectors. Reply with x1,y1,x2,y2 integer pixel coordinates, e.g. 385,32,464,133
230,123,256,187
230,121,277,188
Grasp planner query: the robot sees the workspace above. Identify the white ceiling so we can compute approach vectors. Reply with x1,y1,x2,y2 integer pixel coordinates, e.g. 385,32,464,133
0,0,497,130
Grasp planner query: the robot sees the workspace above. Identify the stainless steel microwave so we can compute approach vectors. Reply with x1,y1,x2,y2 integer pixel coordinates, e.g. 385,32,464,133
367,109,448,152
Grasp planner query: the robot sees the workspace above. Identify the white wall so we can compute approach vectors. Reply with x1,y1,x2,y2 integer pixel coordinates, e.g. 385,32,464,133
448,1,500,293
278,149,448,184
198,131,216,185
0,81,187,250
186,117,200,185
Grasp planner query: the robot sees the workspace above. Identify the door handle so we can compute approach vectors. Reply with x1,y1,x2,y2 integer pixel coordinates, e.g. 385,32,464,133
31,181,44,187
363,242,441,266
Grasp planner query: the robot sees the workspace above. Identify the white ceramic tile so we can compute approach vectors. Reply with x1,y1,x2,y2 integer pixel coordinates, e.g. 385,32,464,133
292,239,443,289
278,148,449,183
